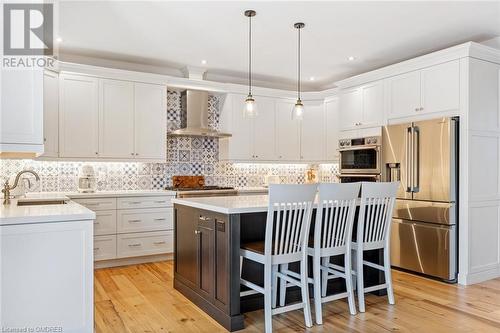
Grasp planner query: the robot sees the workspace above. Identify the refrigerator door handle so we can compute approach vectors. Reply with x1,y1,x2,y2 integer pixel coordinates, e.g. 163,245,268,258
413,126,420,192
406,126,413,192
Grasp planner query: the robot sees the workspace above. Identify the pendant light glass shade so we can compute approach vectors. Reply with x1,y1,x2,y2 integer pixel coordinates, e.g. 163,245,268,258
292,22,305,120
243,10,257,118
244,94,257,118
292,99,304,120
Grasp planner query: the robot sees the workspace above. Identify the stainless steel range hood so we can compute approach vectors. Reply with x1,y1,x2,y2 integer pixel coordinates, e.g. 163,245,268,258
168,90,231,138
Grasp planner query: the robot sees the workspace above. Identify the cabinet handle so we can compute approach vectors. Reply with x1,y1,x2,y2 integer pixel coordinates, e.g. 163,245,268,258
44,138,47,142
199,216,210,221
131,153,134,156
94,221,100,225
194,230,201,234
154,200,166,204
129,201,141,204
154,218,166,221
95,152,99,155
135,153,139,156
153,241,166,245
93,247,100,251
128,219,142,223
128,243,142,247
419,107,424,111
415,107,419,111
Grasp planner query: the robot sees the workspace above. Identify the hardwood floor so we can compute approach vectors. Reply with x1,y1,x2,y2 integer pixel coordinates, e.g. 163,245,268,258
95,261,500,332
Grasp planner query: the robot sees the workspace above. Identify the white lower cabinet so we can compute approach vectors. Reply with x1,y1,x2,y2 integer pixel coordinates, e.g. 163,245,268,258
94,235,117,260
72,194,175,263
117,230,174,258
117,208,173,233
1,220,93,332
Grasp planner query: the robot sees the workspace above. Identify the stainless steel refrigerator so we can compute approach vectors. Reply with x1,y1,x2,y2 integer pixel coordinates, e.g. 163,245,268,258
382,117,458,282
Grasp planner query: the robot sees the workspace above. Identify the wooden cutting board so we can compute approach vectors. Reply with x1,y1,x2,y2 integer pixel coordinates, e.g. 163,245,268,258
172,175,205,188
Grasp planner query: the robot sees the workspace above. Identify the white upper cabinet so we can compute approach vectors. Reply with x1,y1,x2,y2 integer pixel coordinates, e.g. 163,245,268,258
134,83,167,160
339,81,384,131
361,81,385,127
0,68,43,154
387,60,460,119
386,71,421,119
42,70,59,157
58,74,166,161
59,74,99,158
221,94,253,160
421,60,460,114
300,101,325,161
339,87,362,130
99,79,135,158
276,100,301,161
252,97,276,160
325,98,340,161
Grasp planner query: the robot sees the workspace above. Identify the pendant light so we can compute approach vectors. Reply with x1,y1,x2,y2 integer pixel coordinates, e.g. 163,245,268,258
244,10,257,118
292,22,305,120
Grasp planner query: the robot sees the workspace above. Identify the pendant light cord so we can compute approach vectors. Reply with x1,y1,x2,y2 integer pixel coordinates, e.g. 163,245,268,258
297,26,301,101
248,15,252,96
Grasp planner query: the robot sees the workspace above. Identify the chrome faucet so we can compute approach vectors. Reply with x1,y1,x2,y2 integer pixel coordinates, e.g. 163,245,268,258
2,170,40,205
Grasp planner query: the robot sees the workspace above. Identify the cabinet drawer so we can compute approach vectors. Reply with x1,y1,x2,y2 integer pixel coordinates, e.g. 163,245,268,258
94,235,117,261
117,208,173,233
93,210,117,236
117,196,173,209
117,231,173,258
73,198,117,211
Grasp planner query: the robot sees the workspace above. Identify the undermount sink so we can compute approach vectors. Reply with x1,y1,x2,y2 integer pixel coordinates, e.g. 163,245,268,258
17,200,68,206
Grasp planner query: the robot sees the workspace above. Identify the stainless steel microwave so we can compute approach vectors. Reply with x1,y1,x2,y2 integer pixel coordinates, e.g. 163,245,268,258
338,136,381,174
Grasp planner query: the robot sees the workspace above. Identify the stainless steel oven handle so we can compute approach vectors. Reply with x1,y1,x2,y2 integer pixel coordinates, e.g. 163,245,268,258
338,174,380,178
338,145,380,152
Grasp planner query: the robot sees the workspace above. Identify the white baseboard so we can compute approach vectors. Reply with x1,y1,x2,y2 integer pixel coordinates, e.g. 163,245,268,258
94,253,173,269
459,266,500,285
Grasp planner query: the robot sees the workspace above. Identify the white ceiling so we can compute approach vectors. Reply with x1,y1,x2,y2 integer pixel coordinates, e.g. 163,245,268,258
58,1,500,91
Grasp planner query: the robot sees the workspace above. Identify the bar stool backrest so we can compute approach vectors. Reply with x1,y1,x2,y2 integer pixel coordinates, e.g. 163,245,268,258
266,184,318,258
357,182,399,250
314,183,361,253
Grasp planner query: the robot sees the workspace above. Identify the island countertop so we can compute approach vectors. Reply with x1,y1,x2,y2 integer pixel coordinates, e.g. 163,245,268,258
172,194,270,214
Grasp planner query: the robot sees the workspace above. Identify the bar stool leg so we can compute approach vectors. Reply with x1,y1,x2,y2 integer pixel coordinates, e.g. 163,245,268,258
271,265,278,308
313,253,323,324
279,263,288,307
344,251,357,315
356,249,365,313
320,257,329,297
384,248,395,305
264,263,273,333
300,257,313,327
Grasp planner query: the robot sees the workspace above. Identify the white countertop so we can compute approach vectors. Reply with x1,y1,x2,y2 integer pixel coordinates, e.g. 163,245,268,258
28,190,177,199
172,195,271,214
0,199,96,226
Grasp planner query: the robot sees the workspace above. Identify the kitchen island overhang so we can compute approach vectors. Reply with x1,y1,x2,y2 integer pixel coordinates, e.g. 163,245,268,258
172,195,386,332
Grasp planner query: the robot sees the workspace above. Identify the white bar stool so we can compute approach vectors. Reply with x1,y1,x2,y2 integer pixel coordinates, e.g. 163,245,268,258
240,183,318,333
309,182,360,324
352,181,399,313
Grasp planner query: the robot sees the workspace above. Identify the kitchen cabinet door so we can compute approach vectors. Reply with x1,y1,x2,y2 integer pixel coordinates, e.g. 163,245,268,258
228,94,253,160
339,87,362,130
276,100,301,161
361,81,384,127
300,101,325,161
0,68,43,154
198,215,215,301
99,79,135,158
174,206,199,289
325,98,340,161
134,83,167,160
386,71,421,119
42,70,59,157
421,60,459,115
253,97,276,160
59,74,99,158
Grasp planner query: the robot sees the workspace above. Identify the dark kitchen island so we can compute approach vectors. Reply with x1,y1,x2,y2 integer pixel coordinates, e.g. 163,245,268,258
172,195,385,332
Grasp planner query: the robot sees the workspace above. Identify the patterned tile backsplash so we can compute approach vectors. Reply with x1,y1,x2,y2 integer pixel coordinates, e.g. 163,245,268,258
0,90,339,192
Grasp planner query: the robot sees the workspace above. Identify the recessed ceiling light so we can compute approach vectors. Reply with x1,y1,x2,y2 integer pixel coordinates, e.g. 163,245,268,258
201,60,207,65
348,56,356,61
55,37,63,43
309,77,315,81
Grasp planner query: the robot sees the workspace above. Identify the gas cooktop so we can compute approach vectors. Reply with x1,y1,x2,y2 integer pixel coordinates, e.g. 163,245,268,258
164,186,235,191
